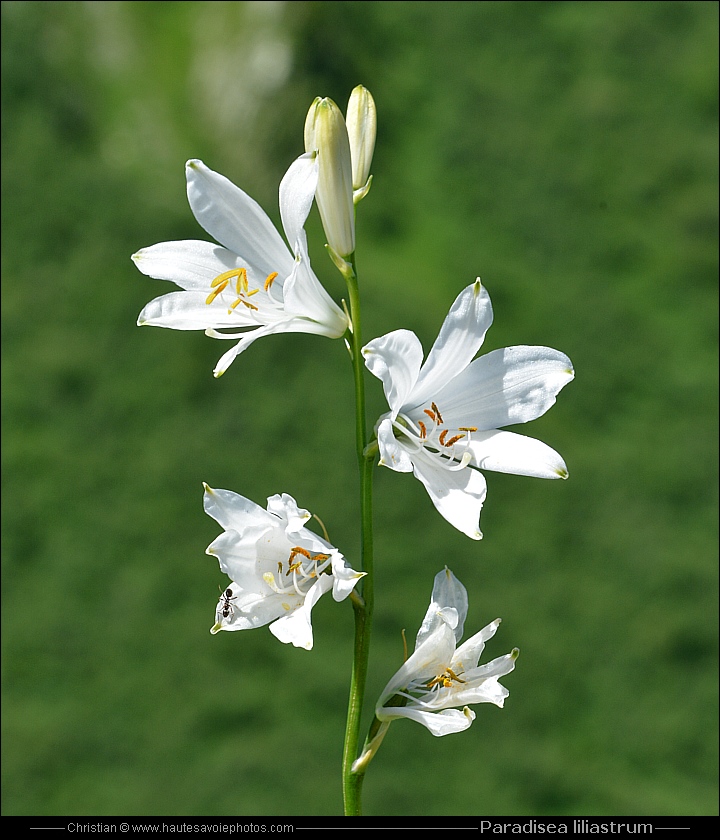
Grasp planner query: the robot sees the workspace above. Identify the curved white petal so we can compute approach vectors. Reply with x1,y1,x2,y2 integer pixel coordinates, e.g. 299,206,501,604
435,346,575,431
377,706,476,736
410,450,487,540
409,281,493,410
268,574,334,650
444,677,510,709
330,553,366,601
203,484,272,532
416,568,468,648
281,243,349,332
468,430,569,479
211,584,290,634
265,493,312,533
363,330,424,417
131,241,241,289
186,159,293,277
452,618,502,672
206,525,271,586
279,153,318,255
138,290,256,330
376,417,414,473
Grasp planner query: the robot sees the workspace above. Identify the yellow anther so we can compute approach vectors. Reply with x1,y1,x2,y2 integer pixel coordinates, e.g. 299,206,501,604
246,288,259,297
458,426,478,433
211,268,246,288
235,267,249,294
286,561,302,576
431,402,443,423
240,299,258,311
264,272,278,291
206,281,229,305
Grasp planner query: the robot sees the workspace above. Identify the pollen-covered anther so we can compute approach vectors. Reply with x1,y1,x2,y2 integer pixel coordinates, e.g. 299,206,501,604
264,272,278,291
418,420,427,439
205,280,229,305
288,546,313,564
424,409,437,422
439,429,449,445
431,402,444,424
444,434,464,448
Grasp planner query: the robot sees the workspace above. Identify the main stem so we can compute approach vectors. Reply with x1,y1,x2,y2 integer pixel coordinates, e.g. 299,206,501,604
342,256,374,817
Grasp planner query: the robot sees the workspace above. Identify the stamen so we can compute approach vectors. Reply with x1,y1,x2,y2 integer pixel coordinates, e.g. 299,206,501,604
424,409,437,422
264,272,278,291
236,268,249,294
439,429,448,445
431,402,444,423
240,299,258,311
205,280,229,305
444,434,464,447
458,426,477,432
418,420,427,439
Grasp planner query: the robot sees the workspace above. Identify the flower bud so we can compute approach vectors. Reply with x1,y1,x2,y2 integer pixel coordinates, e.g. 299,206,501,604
304,96,355,258
346,85,376,199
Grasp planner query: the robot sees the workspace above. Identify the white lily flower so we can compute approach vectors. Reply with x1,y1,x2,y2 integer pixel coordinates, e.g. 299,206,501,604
362,280,574,539
133,155,349,378
376,567,518,734
353,568,517,772
204,484,364,650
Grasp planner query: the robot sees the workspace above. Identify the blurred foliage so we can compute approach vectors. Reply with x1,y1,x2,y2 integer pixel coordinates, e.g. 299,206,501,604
2,0,717,818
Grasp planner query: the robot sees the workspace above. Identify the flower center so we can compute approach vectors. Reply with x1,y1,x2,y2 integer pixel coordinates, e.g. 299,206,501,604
262,545,332,597
398,401,477,472
205,267,279,314
426,667,466,691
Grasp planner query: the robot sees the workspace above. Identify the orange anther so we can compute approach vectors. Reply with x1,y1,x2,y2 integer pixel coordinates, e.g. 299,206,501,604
418,420,427,439
444,434,464,447
431,402,443,423
439,429,448,445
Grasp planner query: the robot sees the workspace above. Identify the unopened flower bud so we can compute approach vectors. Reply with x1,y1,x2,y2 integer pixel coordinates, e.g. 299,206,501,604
346,85,376,200
304,96,355,258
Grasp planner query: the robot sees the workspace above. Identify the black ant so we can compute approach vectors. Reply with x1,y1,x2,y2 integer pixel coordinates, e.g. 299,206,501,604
218,586,238,621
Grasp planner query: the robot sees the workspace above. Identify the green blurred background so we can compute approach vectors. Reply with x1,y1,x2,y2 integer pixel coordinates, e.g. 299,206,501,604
2,0,717,818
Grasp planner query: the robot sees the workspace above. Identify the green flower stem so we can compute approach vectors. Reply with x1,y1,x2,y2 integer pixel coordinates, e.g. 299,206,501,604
341,255,375,817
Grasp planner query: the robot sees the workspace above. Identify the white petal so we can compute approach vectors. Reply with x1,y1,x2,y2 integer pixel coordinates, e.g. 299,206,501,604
409,281,493,410
281,242,349,333
268,575,334,649
445,677,510,709
416,568,468,648
279,153,318,255
186,159,293,277
211,584,292,634
468,430,569,479
203,484,272,532
376,417,414,473
206,525,271,585
362,330,424,416
410,450,487,540
211,315,349,378
452,618,502,672
265,493,311,533
330,553,366,601
435,346,575,431
138,290,254,330
132,241,242,289
377,706,475,737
